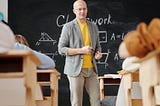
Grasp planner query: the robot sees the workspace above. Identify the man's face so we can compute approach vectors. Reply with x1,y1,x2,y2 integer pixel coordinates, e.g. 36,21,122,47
73,1,88,21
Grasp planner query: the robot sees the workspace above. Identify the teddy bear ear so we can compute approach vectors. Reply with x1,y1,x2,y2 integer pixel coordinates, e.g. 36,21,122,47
0,21,15,53
136,21,156,51
148,18,160,44
136,22,148,35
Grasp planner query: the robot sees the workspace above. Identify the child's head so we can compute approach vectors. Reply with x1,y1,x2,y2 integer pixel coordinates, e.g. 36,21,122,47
15,34,29,47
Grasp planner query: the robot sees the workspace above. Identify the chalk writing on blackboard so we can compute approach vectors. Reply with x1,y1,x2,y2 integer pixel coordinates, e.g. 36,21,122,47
56,13,113,28
110,33,125,41
35,32,57,46
99,31,107,43
42,51,59,60
97,49,110,64
99,31,124,43
35,32,58,59
97,53,109,64
87,14,112,25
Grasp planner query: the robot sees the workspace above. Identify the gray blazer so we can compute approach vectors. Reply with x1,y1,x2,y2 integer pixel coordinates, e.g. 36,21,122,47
58,19,101,77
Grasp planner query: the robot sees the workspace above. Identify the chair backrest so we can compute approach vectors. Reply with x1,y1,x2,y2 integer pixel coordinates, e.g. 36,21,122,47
138,50,160,106
117,70,142,106
36,69,60,106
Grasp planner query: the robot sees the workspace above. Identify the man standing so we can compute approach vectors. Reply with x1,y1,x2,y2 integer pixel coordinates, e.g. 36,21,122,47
58,0,102,106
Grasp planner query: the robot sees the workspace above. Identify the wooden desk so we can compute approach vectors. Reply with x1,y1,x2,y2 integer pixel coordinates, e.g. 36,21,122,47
98,75,121,100
123,70,142,106
36,69,60,106
0,50,41,106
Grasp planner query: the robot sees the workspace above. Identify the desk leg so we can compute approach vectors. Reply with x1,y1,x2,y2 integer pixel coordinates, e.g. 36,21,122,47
99,78,104,100
50,73,58,106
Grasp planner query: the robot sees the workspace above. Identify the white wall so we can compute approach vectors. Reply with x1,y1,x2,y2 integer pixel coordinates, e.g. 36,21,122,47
0,0,8,22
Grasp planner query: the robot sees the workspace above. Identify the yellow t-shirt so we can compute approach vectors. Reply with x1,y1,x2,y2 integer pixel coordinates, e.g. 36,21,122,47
78,21,93,68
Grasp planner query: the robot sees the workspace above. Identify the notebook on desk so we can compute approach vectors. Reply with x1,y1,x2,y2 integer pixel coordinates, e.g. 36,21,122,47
104,74,122,79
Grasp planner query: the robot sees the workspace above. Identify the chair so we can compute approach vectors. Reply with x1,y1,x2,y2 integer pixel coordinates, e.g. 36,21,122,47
116,56,142,106
98,74,121,100
36,68,60,106
137,50,160,106
123,70,142,106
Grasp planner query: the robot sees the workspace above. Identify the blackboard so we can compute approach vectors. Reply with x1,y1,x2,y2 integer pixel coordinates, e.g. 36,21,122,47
8,0,160,105
8,0,140,74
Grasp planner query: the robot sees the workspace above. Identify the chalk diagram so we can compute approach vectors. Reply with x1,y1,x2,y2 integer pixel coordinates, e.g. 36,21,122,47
36,32,57,45
35,32,58,59
99,31,108,43
97,30,124,69
97,30,110,67
37,51,59,59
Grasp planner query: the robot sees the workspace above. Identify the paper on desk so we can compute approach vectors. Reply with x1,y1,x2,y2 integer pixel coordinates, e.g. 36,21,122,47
104,74,122,79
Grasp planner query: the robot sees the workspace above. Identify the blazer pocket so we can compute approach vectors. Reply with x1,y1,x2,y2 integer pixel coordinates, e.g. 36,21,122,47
66,56,75,63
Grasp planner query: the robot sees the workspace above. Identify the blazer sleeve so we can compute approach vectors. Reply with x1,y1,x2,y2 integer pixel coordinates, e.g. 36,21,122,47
58,23,70,56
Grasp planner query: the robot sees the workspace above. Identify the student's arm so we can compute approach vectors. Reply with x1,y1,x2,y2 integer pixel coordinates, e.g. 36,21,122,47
14,43,56,69
33,51,55,69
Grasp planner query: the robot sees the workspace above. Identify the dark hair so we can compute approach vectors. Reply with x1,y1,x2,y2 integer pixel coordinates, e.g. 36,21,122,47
15,34,30,47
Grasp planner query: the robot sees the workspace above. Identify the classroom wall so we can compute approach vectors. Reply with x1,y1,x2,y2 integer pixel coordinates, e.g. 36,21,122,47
0,0,8,22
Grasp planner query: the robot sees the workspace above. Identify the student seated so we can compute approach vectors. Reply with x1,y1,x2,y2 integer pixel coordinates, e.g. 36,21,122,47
0,20,56,69
14,34,56,69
